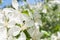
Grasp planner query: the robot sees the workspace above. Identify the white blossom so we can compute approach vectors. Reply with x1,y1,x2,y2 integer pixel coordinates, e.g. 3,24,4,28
42,8,47,13
12,0,19,10
51,34,57,40
0,0,60,40
8,26,21,36
0,27,7,40
17,32,26,40
57,32,60,40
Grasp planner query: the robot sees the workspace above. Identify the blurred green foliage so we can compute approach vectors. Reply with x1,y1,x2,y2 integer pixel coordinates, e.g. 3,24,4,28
0,0,2,4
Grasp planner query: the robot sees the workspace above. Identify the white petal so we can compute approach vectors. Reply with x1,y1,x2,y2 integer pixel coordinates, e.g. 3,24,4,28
8,26,21,36
24,20,34,27
33,13,41,21
0,13,4,19
12,0,19,10
51,34,57,40
57,32,60,39
7,19,16,28
8,36,13,40
42,8,47,13
0,19,4,28
27,27,35,37
0,27,7,40
3,8,14,14
8,36,17,40
0,22,4,28
18,32,26,40
32,29,42,40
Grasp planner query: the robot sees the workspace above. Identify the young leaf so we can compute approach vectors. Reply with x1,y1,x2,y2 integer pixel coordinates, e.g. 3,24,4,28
22,10,29,15
14,33,20,38
23,30,31,40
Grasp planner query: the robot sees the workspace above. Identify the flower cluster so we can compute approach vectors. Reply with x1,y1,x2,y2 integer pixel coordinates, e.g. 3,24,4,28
0,0,60,40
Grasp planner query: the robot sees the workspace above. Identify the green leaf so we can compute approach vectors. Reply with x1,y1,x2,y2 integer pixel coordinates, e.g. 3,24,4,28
15,23,21,27
52,24,60,33
23,30,31,40
0,0,2,4
52,4,58,11
44,0,49,3
22,10,29,15
41,30,51,39
7,28,10,32
24,0,26,2
14,33,20,38
29,9,34,14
